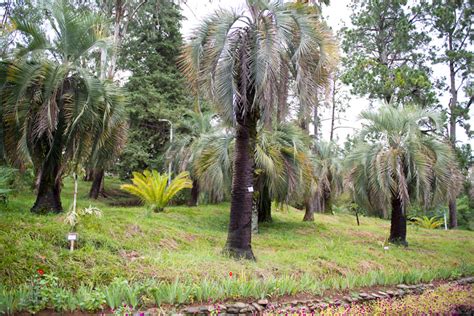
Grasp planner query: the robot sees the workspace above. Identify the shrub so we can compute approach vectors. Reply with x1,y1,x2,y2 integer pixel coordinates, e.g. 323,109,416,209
412,216,444,229
120,170,192,212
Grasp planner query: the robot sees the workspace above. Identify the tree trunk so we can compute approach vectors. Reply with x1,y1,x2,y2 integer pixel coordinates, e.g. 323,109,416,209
257,182,272,223
447,34,458,228
224,119,256,260
330,83,336,142
188,179,199,206
303,194,315,221
389,195,408,246
448,199,457,229
89,169,105,199
31,154,63,214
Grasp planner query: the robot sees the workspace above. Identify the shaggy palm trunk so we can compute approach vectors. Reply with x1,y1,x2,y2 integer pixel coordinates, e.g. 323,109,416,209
188,179,200,206
224,118,257,260
31,157,63,213
389,195,408,246
31,100,65,214
257,183,272,223
89,169,104,199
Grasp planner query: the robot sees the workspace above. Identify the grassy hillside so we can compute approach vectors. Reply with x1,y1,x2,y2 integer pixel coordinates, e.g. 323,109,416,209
1,177,473,299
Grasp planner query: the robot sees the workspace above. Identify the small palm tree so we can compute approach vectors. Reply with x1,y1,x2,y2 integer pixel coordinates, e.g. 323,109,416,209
182,0,337,260
0,1,126,213
165,111,216,205
304,141,343,221
120,170,193,213
347,105,461,246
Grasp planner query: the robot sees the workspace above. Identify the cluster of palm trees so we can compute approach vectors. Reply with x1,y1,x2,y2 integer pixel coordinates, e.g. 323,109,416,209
180,0,460,259
0,1,127,213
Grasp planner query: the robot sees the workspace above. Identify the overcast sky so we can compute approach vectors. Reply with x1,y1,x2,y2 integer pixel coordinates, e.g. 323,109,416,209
180,0,472,146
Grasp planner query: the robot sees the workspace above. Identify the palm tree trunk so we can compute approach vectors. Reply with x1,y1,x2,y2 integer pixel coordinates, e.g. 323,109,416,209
89,169,105,199
188,179,199,206
31,151,63,214
31,101,65,214
448,199,457,229
303,193,316,221
389,195,408,246
224,118,256,260
257,182,272,223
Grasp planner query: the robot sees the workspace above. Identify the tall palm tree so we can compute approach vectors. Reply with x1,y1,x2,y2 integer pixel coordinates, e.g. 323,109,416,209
181,0,337,260
0,1,126,213
347,105,461,246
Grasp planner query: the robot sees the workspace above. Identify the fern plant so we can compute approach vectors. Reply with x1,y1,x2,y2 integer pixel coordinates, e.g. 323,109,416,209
412,216,444,229
120,170,193,212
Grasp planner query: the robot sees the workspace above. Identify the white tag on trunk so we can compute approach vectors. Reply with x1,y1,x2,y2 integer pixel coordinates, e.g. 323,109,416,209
247,186,254,192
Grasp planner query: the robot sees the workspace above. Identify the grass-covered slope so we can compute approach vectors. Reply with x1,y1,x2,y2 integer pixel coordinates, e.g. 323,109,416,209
1,178,473,297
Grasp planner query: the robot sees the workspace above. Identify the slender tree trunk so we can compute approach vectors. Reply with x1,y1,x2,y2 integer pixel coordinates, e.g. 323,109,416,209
448,35,458,228
89,169,105,199
224,118,256,260
389,195,408,246
330,85,336,142
257,182,272,223
448,199,457,229
188,179,199,206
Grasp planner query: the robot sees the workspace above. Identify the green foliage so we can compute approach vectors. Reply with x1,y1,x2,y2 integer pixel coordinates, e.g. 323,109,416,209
342,0,435,105
457,195,474,230
120,170,193,212
412,216,444,229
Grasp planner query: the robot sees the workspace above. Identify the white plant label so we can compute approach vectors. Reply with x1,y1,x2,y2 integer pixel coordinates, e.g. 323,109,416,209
67,233,78,241
247,186,254,193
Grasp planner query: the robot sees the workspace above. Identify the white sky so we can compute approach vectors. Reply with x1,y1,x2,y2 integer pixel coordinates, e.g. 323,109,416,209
180,0,473,146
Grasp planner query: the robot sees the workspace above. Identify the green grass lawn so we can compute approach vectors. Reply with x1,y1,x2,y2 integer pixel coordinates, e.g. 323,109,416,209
1,177,473,301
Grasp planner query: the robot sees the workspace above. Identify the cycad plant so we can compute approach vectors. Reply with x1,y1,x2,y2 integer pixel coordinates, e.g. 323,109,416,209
347,105,461,246
120,170,193,213
412,216,444,229
182,0,337,259
0,1,127,213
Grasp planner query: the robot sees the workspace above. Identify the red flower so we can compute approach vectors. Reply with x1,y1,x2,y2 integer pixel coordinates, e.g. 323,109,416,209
229,271,233,277
37,269,44,276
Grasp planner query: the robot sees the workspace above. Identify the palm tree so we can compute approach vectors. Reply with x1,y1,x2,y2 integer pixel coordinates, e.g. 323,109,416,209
347,105,461,246
181,0,337,260
0,1,126,213
303,141,343,221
